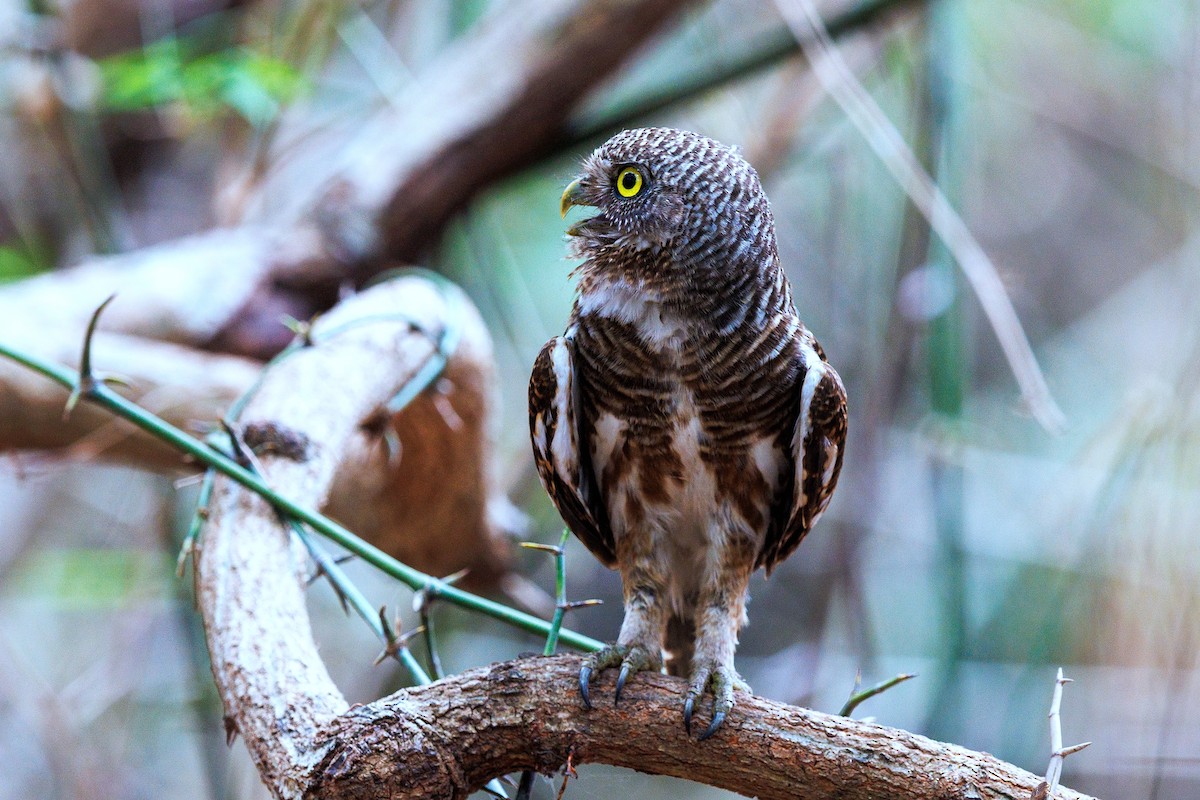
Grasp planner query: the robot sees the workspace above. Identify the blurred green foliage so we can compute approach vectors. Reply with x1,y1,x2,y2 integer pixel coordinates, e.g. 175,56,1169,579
97,39,305,126
6,549,172,608
0,241,49,283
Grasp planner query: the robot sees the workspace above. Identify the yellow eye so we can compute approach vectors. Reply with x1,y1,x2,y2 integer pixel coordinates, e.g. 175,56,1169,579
616,166,644,198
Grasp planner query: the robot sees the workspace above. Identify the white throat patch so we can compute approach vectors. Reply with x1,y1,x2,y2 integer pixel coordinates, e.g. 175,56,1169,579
578,277,686,349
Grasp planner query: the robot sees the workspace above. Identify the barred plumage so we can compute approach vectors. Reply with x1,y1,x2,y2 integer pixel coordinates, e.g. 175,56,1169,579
529,127,847,739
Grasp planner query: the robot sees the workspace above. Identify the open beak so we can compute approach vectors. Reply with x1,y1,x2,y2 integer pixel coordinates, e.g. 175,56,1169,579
560,178,586,218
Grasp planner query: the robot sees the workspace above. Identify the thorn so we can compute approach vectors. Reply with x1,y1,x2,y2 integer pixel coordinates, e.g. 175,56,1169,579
520,541,563,555
414,568,471,611
173,473,206,490
383,426,403,466
559,598,603,611
219,419,248,463
373,605,398,666
839,671,918,717
99,373,133,390
432,392,463,431
223,715,239,746
1057,742,1092,757
305,562,328,587
65,294,118,419
698,710,726,741
332,585,350,615
281,315,309,341
441,568,470,586
174,538,194,578
373,607,425,667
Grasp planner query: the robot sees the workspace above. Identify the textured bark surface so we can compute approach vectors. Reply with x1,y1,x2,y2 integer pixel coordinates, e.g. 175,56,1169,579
307,656,1099,800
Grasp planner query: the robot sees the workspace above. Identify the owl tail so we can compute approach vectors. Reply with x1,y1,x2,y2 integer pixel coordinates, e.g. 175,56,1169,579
663,614,695,678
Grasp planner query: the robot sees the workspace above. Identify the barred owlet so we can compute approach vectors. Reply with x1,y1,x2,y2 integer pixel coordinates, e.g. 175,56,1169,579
529,127,847,739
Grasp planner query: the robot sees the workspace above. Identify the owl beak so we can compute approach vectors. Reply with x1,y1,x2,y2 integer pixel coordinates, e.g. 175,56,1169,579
560,179,587,218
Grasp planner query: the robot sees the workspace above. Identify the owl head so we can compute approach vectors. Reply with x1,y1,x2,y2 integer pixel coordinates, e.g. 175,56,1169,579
561,127,772,263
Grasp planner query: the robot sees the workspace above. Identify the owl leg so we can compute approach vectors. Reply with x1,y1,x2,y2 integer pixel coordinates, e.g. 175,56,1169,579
683,534,754,740
579,566,666,709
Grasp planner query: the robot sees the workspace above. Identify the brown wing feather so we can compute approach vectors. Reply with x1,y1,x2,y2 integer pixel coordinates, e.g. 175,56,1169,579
758,347,848,574
528,336,616,566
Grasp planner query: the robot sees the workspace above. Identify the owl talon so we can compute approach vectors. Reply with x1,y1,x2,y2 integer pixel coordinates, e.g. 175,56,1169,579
684,660,743,740
579,643,660,709
698,710,726,741
615,663,631,705
579,665,594,709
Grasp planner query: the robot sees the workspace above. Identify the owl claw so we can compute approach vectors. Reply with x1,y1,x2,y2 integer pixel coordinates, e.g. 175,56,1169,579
615,663,631,705
698,710,726,741
684,660,744,740
578,665,594,709
579,643,660,709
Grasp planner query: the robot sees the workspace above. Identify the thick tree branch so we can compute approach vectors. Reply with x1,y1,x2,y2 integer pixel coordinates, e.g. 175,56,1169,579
195,277,1098,800
308,656,1098,800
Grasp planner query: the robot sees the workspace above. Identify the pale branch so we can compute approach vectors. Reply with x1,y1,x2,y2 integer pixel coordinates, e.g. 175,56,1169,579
1031,668,1091,800
1,0,701,362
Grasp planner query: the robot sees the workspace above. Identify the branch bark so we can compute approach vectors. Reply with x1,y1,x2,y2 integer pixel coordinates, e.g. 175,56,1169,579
196,276,1099,800
308,656,1098,800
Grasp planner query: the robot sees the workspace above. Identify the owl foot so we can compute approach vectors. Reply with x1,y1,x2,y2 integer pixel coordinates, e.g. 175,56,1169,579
683,661,748,740
579,643,660,709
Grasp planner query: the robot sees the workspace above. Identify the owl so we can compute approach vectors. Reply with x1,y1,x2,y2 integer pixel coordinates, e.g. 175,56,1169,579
528,127,847,739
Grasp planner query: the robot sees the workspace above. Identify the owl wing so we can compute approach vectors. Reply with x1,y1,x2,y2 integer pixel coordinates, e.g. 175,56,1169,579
528,336,617,567
757,339,848,574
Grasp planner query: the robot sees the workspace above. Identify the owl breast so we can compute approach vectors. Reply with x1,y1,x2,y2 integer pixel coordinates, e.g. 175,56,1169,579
571,276,787,613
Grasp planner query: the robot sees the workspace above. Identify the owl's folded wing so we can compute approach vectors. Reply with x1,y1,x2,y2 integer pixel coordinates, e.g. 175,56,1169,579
758,340,848,574
529,336,617,567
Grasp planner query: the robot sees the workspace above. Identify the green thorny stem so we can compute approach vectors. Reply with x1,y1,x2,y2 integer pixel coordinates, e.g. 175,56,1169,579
528,529,573,656
839,671,918,718
515,528,596,800
0,286,603,658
